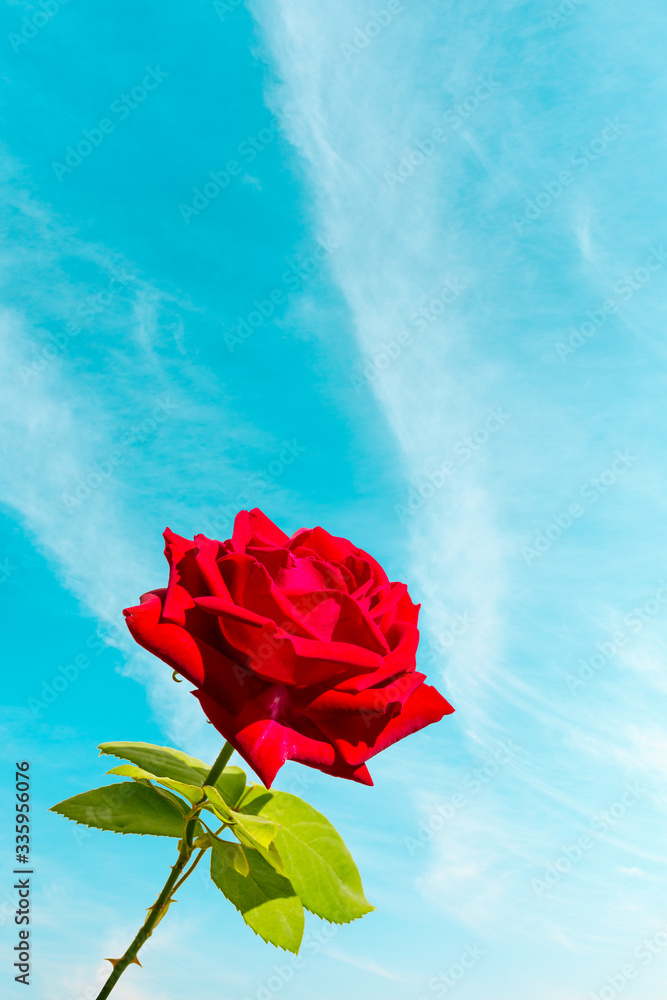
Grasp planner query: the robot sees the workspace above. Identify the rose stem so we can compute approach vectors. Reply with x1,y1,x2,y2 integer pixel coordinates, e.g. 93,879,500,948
93,741,234,1000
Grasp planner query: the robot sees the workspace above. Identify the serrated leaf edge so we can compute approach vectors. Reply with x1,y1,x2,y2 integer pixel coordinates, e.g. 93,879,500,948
48,807,180,838
209,851,303,954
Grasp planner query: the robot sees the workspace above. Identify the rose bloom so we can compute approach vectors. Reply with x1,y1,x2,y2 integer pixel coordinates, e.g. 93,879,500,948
124,509,453,787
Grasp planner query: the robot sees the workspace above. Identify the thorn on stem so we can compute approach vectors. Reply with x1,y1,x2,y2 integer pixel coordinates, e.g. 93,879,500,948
105,956,142,969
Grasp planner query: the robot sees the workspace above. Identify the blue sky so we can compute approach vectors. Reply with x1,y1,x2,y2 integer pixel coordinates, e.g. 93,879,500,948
2,0,667,997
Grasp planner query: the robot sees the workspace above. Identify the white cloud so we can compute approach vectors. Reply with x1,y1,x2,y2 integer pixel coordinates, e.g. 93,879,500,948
325,949,403,980
0,155,264,757
250,0,667,974
251,0,507,736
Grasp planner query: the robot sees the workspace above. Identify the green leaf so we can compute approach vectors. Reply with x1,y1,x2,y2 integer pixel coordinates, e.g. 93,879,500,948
231,822,285,876
204,787,284,873
106,764,204,804
214,765,247,807
230,810,279,849
207,796,284,867
208,832,250,876
238,784,273,811
243,791,374,924
202,785,235,822
99,742,209,785
50,782,188,838
210,847,304,952
98,742,247,806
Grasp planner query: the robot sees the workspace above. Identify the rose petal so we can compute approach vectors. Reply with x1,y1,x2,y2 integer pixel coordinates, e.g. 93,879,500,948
368,582,407,620
162,529,203,624
217,553,321,641
343,552,389,590
283,589,390,650
230,510,250,552
194,533,232,599
272,632,383,685
316,682,454,766
299,670,426,715
192,597,382,686
194,595,268,629
247,508,291,546
336,621,419,691
299,756,374,785
396,591,420,626
123,591,245,705
195,689,335,788
363,683,455,758
289,526,355,562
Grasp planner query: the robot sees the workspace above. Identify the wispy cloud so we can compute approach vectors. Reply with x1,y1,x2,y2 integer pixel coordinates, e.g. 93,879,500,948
250,0,508,736
4,2,667,996
251,0,667,989
325,949,403,980
0,150,299,757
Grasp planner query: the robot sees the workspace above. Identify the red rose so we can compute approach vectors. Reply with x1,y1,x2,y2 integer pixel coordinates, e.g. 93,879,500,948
124,508,454,787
